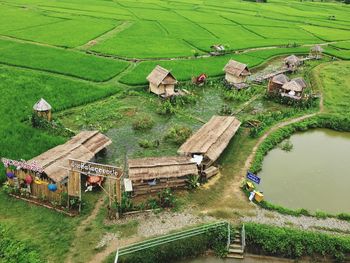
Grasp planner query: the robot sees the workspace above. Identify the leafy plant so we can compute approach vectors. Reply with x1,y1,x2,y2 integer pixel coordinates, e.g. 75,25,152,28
132,115,155,131
280,140,293,152
164,125,192,145
157,189,176,208
186,175,200,190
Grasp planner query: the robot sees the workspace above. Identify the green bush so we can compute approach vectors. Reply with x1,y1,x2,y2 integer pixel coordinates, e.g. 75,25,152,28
0,224,43,263
138,139,159,149
132,115,155,131
245,223,350,262
164,125,192,145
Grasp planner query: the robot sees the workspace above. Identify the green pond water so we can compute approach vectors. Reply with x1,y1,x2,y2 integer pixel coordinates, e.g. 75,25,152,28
258,129,350,214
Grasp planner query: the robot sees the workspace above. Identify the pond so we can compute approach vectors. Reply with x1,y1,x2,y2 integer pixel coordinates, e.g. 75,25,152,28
258,129,350,214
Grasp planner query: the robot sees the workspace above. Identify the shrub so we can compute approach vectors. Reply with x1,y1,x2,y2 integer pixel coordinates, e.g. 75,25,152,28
132,115,155,131
280,139,293,152
158,189,176,208
157,100,176,115
218,104,233,115
138,139,159,149
164,125,192,145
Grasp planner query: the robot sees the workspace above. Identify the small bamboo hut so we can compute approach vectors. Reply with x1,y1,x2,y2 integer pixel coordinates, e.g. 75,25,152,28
178,116,241,168
280,77,307,100
128,156,198,195
33,98,52,121
147,65,178,98
284,55,301,72
2,131,112,209
223,60,250,87
268,74,289,93
310,45,324,59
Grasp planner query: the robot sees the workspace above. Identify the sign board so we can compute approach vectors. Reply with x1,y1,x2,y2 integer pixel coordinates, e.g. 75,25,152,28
69,159,122,179
124,178,133,192
1,158,43,173
247,171,261,184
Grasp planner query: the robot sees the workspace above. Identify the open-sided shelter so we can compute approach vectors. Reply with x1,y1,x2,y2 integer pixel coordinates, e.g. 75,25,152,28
33,98,52,121
178,116,241,168
147,65,178,98
284,55,301,71
128,156,198,195
223,60,250,87
268,74,290,93
281,77,307,100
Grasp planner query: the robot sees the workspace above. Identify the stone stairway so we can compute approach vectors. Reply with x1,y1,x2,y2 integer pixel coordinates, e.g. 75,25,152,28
227,229,244,259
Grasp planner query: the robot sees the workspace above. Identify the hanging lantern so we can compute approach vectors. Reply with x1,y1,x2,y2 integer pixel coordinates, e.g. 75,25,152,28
6,171,15,179
87,176,103,186
25,175,33,185
48,184,57,192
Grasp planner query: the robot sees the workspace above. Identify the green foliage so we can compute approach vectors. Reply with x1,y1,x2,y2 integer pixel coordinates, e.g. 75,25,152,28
0,224,43,263
138,139,159,149
157,100,176,115
222,86,260,103
31,114,74,137
279,139,293,152
132,115,155,131
158,189,176,208
186,175,200,190
245,223,350,261
164,125,192,145
218,104,233,115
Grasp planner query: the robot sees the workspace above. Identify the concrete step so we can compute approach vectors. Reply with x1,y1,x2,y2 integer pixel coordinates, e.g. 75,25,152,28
227,254,244,259
230,244,242,249
229,248,244,254
233,238,241,243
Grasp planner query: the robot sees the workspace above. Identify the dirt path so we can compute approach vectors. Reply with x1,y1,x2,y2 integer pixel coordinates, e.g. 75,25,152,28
65,197,105,263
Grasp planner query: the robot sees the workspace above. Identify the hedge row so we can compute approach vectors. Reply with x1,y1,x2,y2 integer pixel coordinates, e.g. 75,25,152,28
245,223,350,262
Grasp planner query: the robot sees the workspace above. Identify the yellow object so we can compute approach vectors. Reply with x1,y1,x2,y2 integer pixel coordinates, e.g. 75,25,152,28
254,191,264,203
246,182,255,191
34,177,48,185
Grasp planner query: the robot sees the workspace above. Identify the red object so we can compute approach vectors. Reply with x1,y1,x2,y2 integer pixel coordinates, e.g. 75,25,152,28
197,74,207,83
87,176,103,186
25,175,33,184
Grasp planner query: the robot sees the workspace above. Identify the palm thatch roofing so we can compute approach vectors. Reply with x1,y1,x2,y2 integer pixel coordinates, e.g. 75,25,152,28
311,45,324,53
271,74,289,85
128,156,198,181
284,55,300,65
30,131,112,183
224,60,250,77
33,98,52,111
147,65,177,86
282,77,307,92
178,116,241,163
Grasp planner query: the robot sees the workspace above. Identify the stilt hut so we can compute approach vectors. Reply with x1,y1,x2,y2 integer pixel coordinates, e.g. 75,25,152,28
284,55,301,72
310,45,324,59
280,77,307,100
33,98,52,121
2,131,112,210
147,65,178,98
268,74,289,93
128,156,198,195
223,60,250,88
178,116,241,169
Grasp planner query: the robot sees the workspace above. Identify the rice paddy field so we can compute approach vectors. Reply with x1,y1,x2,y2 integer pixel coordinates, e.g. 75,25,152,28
0,0,350,262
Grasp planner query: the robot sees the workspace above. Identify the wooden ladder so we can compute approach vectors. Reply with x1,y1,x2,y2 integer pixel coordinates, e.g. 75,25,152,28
227,229,244,259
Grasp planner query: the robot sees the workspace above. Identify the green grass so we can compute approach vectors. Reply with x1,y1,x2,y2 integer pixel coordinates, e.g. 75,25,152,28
0,39,129,81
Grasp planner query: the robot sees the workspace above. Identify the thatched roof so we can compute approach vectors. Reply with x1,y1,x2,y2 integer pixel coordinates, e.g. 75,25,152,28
282,77,307,92
224,60,250,77
128,156,198,181
311,45,324,53
178,116,241,163
147,65,177,86
33,98,52,111
30,131,112,183
271,74,289,85
284,55,300,65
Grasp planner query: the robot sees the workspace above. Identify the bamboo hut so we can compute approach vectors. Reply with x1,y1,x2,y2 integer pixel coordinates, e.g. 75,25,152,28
178,116,241,168
268,74,289,93
280,77,307,100
33,98,52,121
310,45,324,59
284,55,301,72
128,156,198,195
2,131,111,208
223,60,250,88
147,65,178,98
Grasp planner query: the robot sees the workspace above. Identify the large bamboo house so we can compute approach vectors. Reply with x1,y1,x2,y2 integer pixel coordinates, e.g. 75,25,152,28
33,98,52,121
178,116,241,168
223,60,250,88
310,45,324,59
128,156,198,195
280,77,307,100
147,65,178,98
284,55,301,72
2,131,112,209
267,74,290,93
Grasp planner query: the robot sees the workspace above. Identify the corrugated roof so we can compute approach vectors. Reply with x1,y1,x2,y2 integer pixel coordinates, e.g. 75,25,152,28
224,60,250,77
146,65,177,86
271,74,289,85
33,98,52,111
178,116,241,163
128,156,198,180
30,131,112,183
